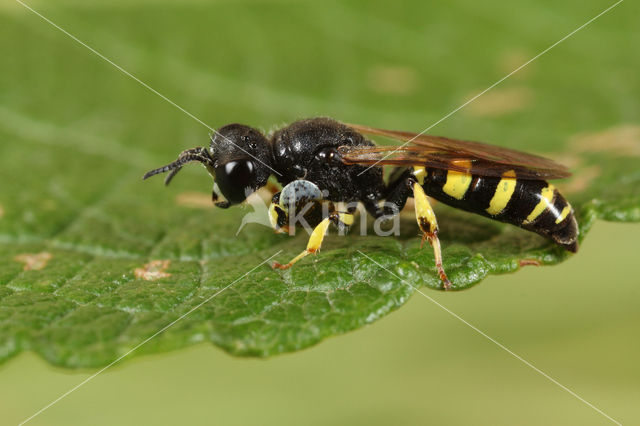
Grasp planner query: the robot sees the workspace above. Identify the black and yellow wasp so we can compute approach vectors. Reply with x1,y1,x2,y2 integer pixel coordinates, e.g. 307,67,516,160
144,117,578,290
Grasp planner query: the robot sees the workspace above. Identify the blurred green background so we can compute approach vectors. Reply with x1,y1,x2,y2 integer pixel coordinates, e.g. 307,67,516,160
1,0,638,424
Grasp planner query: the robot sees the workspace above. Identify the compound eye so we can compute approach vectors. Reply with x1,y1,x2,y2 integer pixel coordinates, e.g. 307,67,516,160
216,160,256,204
225,160,254,185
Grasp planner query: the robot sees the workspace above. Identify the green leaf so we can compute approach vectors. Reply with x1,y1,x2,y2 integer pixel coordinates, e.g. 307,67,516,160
0,1,638,367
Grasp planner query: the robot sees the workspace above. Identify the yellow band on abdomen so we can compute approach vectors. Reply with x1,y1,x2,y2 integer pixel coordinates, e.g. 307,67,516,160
555,205,572,224
486,170,517,216
524,184,555,224
442,160,473,200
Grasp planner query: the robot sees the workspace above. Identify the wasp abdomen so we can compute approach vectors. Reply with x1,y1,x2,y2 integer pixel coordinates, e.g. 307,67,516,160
420,167,579,252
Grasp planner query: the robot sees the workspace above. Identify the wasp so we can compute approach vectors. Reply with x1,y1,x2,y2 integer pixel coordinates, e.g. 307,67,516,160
143,117,578,290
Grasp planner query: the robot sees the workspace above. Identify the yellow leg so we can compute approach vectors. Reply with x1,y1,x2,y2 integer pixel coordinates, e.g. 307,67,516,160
411,181,452,290
268,202,290,234
334,211,355,227
272,212,354,269
272,217,332,269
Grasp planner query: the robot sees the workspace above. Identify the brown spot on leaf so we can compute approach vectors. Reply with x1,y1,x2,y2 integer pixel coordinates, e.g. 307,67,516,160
14,252,52,271
135,260,171,281
176,192,212,209
464,87,533,117
0,204,4,219
518,259,541,267
569,125,640,157
367,65,418,95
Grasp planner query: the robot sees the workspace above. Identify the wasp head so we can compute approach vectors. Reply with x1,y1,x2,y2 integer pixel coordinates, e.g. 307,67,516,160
143,123,273,206
208,124,272,204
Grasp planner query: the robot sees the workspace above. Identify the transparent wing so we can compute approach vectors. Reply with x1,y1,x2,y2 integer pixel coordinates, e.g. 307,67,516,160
340,123,571,180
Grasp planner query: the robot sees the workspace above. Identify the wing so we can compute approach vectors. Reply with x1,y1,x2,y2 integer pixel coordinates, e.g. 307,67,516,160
339,123,571,180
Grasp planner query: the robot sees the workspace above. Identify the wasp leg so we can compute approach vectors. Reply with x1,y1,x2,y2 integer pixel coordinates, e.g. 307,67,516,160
272,217,331,269
410,180,452,290
268,194,289,234
332,210,355,233
272,212,354,269
363,168,413,219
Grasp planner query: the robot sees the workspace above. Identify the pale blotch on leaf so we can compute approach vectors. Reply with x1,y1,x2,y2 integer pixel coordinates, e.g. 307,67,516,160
570,125,640,157
552,153,582,170
135,260,172,281
366,65,418,95
498,49,534,77
563,165,602,194
177,187,275,211
0,203,4,219
14,252,53,271
464,87,533,117
176,191,212,209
